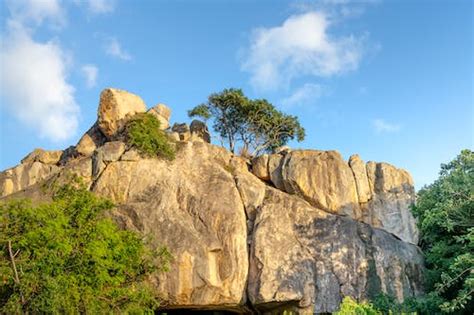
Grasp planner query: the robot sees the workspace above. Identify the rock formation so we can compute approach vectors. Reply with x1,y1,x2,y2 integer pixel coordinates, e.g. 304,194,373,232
250,150,419,244
0,88,424,314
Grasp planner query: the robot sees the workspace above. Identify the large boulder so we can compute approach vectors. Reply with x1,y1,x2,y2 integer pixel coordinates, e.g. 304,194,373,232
21,148,63,165
276,150,360,218
76,122,107,156
98,88,147,138
190,120,211,143
171,123,191,141
147,104,171,130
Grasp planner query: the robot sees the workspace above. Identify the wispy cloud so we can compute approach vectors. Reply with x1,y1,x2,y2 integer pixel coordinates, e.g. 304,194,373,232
0,0,79,142
5,0,66,28
104,37,131,61
372,119,401,134
81,64,98,88
282,83,324,108
241,11,366,91
86,0,115,14
74,0,115,14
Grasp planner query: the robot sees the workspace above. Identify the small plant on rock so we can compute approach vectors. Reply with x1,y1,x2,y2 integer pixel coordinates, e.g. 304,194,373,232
125,113,176,160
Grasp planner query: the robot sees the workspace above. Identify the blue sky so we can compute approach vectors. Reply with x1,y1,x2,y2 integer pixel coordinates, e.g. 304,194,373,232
0,0,472,189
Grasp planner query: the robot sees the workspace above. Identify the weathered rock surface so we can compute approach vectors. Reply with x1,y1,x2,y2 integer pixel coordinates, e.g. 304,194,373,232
98,88,147,138
251,154,269,181
93,142,248,308
21,148,63,165
349,154,372,204
247,187,423,314
252,150,419,244
190,120,211,143
76,122,107,156
365,162,419,244
0,88,424,314
171,123,191,141
148,103,171,130
0,161,60,197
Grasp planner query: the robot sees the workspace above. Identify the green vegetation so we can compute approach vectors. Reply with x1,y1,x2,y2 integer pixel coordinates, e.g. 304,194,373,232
371,293,439,314
334,297,379,315
126,113,176,160
1,184,171,314
411,149,473,314
188,88,305,155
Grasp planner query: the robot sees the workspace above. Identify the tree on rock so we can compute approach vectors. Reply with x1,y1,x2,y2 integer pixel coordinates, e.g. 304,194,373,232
188,88,305,155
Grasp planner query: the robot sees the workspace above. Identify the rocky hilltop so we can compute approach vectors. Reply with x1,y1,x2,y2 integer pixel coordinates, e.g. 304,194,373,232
0,88,424,314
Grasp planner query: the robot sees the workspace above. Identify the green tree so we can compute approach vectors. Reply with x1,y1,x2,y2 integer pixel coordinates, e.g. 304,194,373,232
1,184,171,314
411,149,474,313
188,88,305,155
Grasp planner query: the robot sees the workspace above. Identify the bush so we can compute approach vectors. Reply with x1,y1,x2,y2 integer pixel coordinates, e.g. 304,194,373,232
334,297,380,315
126,113,176,160
372,293,442,315
0,184,171,314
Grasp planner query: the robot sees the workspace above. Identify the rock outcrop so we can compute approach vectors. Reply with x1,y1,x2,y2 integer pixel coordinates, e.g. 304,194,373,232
148,103,171,130
251,150,418,244
0,88,424,314
98,88,147,138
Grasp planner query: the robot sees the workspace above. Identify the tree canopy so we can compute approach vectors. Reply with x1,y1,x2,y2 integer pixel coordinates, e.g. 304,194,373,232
1,183,171,314
188,88,305,155
412,149,473,313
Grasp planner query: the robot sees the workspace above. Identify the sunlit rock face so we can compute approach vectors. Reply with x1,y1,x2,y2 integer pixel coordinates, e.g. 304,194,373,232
251,150,419,244
0,88,424,314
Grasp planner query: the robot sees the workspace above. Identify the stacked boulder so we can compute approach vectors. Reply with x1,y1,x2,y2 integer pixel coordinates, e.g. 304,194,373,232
170,120,211,143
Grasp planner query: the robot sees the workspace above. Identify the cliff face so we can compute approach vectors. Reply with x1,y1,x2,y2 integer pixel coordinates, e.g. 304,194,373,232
0,88,424,314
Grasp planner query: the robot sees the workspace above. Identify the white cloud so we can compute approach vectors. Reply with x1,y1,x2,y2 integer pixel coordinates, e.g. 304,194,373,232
6,0,66,28
372,119,401,134
81,64,98,88
73,0,115,14
105,37,131,61
241,11,366,91
282,83,324,107
86,0,115,14
0,9,79,141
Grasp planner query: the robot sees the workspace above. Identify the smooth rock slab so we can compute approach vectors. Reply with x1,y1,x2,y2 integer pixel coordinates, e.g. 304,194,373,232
93,142,248,308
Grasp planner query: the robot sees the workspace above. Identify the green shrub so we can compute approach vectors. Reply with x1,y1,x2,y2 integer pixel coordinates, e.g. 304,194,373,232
334,297,380,315
371,293,438,315
0,184,171,314
126,113,176,160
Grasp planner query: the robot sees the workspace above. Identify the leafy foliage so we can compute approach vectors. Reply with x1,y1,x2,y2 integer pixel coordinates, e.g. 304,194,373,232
0,184,171,314
372,293,442,315
188,88,305,155
126,113,176,160
411,149,474,313
334,297,380,315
